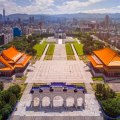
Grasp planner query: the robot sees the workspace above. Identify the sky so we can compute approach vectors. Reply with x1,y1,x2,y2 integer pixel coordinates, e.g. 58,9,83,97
0,0,120,15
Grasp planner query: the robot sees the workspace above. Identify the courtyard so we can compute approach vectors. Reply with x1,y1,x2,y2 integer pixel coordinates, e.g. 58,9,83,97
26,60,93,83
11,38,103,120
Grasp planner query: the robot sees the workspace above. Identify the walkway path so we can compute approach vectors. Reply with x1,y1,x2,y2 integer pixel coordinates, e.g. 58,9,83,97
40,44,49,61
53,44,67,60
85,83,94,94
71,44,79,61
71,44,94,93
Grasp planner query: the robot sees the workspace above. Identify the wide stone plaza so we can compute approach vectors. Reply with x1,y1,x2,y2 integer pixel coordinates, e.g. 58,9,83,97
11,38,103,120
26,43,93,84
26,61,93,84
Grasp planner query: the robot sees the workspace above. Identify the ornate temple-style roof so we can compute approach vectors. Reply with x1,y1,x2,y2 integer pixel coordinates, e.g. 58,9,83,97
2,46,24,63
0,56,14,71
0,47,32,71
88,47,120,68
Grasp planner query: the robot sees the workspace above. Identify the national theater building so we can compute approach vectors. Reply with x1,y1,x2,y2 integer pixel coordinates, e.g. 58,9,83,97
0,46,31,77
88,47,120,77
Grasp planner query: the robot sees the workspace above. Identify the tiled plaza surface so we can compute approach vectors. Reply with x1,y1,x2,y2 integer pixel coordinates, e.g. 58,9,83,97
25,60,93,83
53,44,67,60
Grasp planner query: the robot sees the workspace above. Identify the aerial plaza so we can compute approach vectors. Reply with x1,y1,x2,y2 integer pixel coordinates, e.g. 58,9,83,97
11,35,103,120
1,1,120,119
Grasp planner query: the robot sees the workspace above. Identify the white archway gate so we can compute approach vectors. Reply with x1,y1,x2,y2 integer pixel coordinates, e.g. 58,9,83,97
30,83,85,110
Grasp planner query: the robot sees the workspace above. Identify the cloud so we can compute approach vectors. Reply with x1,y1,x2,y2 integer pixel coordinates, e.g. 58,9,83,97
83,6,120,13
54,0,105,14
0,0,54,14
0,0,119,14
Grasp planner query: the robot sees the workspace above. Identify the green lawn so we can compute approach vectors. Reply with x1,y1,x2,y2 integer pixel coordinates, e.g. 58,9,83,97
73,41,84,56
46,44,55,55
44,44,55,60
92,77,104,81
72,83,85,87
33,41,47,58
65,43,74,55
65,43,76,60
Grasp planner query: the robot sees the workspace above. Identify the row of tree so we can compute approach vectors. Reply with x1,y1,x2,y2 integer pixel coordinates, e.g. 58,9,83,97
95,83,120,117
67,31,105,54
0,34,42,56
80,34,105,54
0,83,21,120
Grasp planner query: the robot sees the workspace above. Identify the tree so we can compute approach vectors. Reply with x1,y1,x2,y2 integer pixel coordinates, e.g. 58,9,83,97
0,82,4,91
9,94,17,107
95,83,105,98
102,98,120,117
1,108,10,120
1,104,12,120
0,91,12,103
0,100,6,109
95,83,116,100
8,85,21,98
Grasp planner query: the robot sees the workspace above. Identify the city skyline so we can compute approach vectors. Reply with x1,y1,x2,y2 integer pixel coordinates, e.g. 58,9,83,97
0,0,120,15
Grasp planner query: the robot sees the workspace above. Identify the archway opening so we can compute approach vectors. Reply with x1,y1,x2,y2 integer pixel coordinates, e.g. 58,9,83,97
77,97,83,107
66,97,74,107
53,96,64,107
42,96,50,107
59,35,62,39
33,97,40,107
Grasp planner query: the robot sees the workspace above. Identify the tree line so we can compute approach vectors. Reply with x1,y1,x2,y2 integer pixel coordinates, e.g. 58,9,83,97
0,82,21,120
95,83,120,117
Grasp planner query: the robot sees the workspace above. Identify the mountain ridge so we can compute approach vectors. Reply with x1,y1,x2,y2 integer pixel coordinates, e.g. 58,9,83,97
4,13,120,20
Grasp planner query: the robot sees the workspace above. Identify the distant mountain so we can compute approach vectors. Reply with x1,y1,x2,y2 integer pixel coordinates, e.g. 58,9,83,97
7,13,120,21
7,14,29,20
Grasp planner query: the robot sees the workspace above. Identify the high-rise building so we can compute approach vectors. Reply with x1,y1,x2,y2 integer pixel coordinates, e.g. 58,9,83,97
29,16,34,24
2,8,5,23
18,18,21,24
104,15,111,29
0,14,2,21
